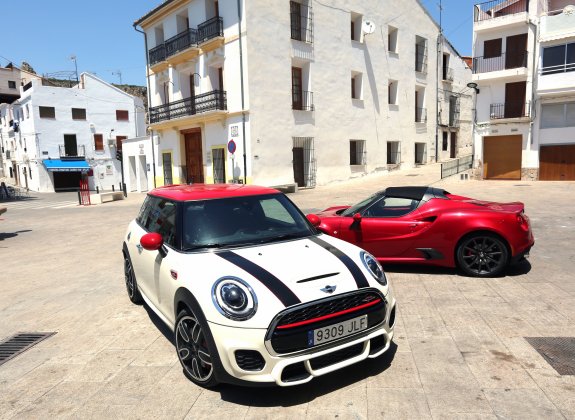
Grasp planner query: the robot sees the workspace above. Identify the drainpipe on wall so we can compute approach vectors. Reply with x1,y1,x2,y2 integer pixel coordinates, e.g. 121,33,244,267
133,23,157,188
237,0,247,184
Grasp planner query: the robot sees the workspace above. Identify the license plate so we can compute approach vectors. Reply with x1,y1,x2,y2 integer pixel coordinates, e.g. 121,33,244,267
307,315,368,347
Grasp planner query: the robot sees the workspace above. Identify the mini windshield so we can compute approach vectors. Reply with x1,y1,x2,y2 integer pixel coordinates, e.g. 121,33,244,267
182,193,315,251
341,193,382,217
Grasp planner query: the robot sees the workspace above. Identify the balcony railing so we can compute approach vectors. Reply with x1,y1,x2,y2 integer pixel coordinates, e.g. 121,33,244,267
292,90,314,111
472,50,528,73
474,0,529,22
165,28,198,57
197,16,224,44
290,1,314,43
59,144,86,157
415,107,427,123
149,90,227,124
415,46,428,73
148,17,223,66
541,62,575,75
149,44,166,66
441,155,473,179
490,101,530,119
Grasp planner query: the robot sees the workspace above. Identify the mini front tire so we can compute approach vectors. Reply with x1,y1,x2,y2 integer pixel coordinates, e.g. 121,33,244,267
175,309,219,388
124,255,143,304
456,233,509,278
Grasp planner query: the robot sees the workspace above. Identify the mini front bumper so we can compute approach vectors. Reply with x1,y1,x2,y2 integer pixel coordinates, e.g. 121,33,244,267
208,294,396,386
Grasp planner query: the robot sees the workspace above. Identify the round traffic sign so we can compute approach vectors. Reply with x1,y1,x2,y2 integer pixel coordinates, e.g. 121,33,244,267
228,139,237,154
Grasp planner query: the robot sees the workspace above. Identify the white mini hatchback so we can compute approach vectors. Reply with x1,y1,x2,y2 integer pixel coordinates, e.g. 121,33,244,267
123,184,396,387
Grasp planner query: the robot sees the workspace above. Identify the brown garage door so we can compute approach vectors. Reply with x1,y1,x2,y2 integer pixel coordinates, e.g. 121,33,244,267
539,145,575,181
483,135,522,180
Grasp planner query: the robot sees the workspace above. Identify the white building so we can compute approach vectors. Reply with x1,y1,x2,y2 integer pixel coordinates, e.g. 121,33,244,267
134,0,472,188
0,73,146,192
122,136,155,193
471,0,575,181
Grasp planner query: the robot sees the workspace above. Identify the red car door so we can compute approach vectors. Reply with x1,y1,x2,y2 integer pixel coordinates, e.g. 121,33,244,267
338,196,424,259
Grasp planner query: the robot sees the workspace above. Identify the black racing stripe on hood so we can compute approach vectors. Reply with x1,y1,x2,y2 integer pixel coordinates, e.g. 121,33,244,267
216,251,301,307
308,236,370,289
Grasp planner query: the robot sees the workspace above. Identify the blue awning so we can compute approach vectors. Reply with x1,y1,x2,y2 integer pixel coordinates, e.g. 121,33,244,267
43,159,91,172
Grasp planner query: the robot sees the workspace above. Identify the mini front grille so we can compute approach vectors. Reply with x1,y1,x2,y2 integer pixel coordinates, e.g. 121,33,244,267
310,343,364,370
276,290,382,328
268,289,386,354
235,350,265,371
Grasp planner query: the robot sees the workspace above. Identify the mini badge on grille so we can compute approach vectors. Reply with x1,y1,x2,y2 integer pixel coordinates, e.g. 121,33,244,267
321,285,337,294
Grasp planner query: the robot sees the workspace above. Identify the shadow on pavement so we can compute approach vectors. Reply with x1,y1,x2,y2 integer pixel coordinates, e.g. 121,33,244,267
217,342,398,407
143,303,175,345
383,260,531,278
0,229,32,241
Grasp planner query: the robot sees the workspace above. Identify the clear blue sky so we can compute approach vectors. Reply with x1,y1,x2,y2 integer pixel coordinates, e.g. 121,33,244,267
1,0,476,87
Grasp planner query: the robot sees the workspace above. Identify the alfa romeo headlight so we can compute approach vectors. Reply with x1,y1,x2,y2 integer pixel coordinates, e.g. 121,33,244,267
360,251,387,286
212,277,257,320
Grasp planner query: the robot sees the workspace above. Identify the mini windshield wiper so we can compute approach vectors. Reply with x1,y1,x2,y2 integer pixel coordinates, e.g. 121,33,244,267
258,233,308,244
184,243,228,251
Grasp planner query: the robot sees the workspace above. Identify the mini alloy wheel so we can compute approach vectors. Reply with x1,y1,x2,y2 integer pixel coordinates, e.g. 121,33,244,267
124,256,143,304
175,312,217,387
457,234,509,277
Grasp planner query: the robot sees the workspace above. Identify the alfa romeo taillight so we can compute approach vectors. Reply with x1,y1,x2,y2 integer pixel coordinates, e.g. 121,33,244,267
517,212,529,232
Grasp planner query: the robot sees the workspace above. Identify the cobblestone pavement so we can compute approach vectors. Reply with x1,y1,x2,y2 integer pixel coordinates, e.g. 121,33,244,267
1,165,574,419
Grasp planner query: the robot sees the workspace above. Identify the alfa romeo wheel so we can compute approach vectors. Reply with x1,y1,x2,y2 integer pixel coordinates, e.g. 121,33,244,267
456,233,509,278
175,310,218,387
124,255,143,304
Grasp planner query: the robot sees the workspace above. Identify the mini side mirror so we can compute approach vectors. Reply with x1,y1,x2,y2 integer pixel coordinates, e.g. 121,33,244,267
140,232,164,251
306,214,321,227
353,213,362,222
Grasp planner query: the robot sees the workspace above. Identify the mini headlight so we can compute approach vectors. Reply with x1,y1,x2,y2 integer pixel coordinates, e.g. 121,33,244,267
360,251,387,286
212,277,257,320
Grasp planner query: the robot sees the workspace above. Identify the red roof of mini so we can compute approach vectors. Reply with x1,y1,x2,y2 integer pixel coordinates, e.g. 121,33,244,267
148,184,281,201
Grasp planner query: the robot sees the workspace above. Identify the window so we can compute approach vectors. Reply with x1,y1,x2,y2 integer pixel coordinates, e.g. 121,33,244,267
137,196,178,247
542,43,575,75
72,108,86,120
387,141,400,164
540,102,575,128
116,110,129,121
8,81,16,89
94,134,104,151
415,36,428,73
484,38,502,58
442,132,448,151
388,80,398,105
415,87,426,122
39,106,55,119
351,12,362,42
350,140,366,165
364,196,418,218
351,72,362,100
388,26,398,53
290,1,313,43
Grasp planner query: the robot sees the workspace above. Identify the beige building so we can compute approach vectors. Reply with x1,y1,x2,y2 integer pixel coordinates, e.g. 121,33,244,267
134,0,472,188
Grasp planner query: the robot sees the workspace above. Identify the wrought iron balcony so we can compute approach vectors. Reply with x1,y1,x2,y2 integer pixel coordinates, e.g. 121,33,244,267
292,90,314,111
148,17,223,65
442,67,454,81
415,107,427,123
59,144,86,158
415,45,428,73
474,0,529,22
165,28,198,57
149,44,166,66
149,90,227,124
490,101,530,119
472,50,528,73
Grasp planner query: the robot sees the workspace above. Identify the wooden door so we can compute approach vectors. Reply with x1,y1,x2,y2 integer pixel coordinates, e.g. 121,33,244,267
291,67,303,110
483,135,522,180
184,131,204,183
293,147,305,187
504,81,526,118
450,132,457,159
505,33,527,69
539,145,575,180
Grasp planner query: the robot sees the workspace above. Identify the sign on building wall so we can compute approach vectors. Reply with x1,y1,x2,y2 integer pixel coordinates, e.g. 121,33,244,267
106,164,113,175
230,125,239,137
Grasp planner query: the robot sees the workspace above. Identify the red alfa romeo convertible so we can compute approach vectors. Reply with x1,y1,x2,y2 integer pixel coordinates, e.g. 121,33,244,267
306,186,534,277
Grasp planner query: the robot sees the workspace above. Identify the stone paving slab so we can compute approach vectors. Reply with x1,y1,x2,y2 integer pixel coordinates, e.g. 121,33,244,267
1,164,574,418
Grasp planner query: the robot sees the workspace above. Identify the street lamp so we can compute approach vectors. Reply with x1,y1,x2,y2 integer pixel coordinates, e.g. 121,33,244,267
70,55,79,88
466,82,480,94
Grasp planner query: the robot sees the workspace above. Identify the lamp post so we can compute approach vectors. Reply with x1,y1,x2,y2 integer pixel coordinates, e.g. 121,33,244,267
466,82,480,172
70,55,79,88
